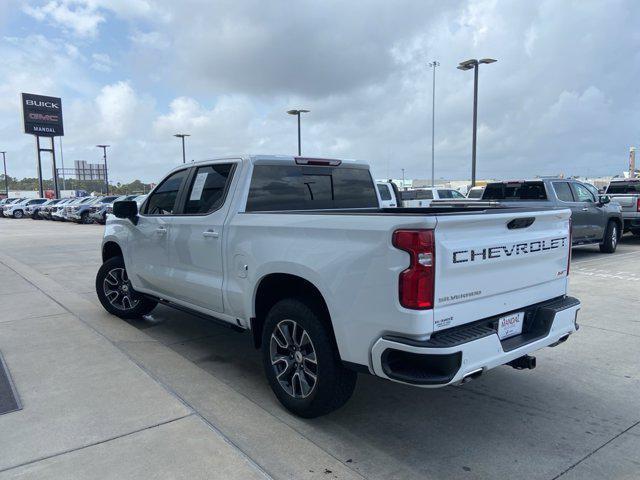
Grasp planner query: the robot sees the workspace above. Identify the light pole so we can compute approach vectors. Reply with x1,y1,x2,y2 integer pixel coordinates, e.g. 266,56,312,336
457,58,497,186
287,109,310,156
401,168,406,189
428,61,439,187
96,145,110,194
174,133,190,164
1,151,7,196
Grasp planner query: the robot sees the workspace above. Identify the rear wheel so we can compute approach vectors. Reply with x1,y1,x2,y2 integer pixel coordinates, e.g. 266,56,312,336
96,256,157,319
261,298,357,418
599,220,619,253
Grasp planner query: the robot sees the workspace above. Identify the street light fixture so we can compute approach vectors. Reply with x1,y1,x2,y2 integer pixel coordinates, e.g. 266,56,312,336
96,145,110,195
457,58,497,186
1,151,7,196
174,133,190,164
428,61,440,187
287,109,310,156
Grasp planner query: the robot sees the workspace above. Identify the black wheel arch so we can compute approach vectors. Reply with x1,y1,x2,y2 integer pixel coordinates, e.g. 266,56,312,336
251,273,338,355
102,241,123,262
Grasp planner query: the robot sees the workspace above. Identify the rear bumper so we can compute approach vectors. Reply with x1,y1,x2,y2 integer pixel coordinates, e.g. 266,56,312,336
370,296,580,386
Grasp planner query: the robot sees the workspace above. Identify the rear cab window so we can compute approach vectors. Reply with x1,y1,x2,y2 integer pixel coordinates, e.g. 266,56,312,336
377,184,392,201
606,182,640,194
482,181,547,200
246,164,378,211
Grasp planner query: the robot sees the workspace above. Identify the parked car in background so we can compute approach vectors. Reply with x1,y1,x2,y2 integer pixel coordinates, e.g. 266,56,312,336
375,181,400,207
53,197,86,221
27,198,58,219
481,179,623,253
44,198,72,220
133,194,147,207
605,178,640,236
90,195,137,225
466,186,485,199
67,196,102,224
401,187,466,207
97,155,580,418
4,198,47,219
0,198,25,217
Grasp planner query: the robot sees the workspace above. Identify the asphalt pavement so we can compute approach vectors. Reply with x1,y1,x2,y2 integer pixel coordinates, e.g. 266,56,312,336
0,218,638,479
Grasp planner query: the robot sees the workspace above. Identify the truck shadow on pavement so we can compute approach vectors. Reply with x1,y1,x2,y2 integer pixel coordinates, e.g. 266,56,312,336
120,298,637,480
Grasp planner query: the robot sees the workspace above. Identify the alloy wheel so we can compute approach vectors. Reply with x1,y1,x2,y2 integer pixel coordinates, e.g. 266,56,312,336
103,267,140,311
270,319,318,399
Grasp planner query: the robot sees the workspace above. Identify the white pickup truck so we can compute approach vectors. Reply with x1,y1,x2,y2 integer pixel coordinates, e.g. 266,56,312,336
96,155,580,417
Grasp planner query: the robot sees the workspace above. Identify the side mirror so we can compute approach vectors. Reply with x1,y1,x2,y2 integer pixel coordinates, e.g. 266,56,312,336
598,195,611,206
113,200,138,224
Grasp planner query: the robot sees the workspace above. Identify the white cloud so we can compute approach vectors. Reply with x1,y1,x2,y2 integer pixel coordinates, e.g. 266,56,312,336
23,1,105,38
91,52,113,72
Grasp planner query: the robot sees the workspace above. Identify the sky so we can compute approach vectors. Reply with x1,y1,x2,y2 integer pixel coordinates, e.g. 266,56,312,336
0,0,639,184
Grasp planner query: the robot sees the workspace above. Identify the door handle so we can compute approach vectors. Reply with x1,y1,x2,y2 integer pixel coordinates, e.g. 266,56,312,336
155,227,167,235
581,207,589,211
202,230,219,238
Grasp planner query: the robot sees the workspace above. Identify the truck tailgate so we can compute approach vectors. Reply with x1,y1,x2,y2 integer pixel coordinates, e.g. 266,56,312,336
432,208,571,331
610,195,637,209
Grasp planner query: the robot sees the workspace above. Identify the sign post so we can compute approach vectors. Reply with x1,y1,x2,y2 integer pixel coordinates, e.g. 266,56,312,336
21,93,64,198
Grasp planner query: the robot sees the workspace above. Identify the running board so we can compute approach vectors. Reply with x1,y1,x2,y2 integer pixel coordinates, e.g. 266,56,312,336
140,293,246,332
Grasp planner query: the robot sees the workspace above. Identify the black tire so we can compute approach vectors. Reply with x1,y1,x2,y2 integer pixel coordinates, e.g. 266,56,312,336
261,298,357,418
80,212,91,224
599,220,619,253
13,210,24,219
631,229,640,237
95,256,157,319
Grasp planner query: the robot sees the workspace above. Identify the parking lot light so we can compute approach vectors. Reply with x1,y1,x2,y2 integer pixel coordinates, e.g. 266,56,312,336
457,57,497,186
287,109,310,156
174,134,190,164
1,151,7,196
96,145,110,195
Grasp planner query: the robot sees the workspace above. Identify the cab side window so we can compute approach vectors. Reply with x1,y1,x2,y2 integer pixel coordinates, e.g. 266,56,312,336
571,183,595,203
144,169,189,215
553,182,574,202
183,164,234,214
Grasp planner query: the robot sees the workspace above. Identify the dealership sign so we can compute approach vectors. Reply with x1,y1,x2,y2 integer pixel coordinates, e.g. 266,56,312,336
21,93,64,136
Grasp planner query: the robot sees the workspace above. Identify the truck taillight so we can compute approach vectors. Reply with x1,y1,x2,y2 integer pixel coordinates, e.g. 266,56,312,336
567,218,572,276
392,229,435,310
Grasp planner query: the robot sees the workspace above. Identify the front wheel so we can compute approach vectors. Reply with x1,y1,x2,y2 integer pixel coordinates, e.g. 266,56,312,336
261,298,357,418
13,210,23,219
599,220,619,253
95,256,157,319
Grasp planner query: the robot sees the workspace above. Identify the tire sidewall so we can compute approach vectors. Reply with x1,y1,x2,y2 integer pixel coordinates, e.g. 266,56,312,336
95,256,156,319
261,298,351,417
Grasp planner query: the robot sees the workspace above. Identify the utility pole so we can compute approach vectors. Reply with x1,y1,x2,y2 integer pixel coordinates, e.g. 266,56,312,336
1,151,7,196
428,61,439,187
457,58,497,186
174,134,190,164
96,145,110,194
287,109,310,155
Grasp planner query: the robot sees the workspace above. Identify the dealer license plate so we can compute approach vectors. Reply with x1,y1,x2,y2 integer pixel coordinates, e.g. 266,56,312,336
497,312,524,340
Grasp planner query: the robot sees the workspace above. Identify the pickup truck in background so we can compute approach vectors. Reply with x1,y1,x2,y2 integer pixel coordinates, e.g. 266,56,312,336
97,155,580,417
480,178,623,253
401,187,466,207
375,181,400,207
605,178,640,236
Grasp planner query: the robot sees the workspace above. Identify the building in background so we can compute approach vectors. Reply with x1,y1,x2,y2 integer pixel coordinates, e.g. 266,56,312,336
74,160,106,181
